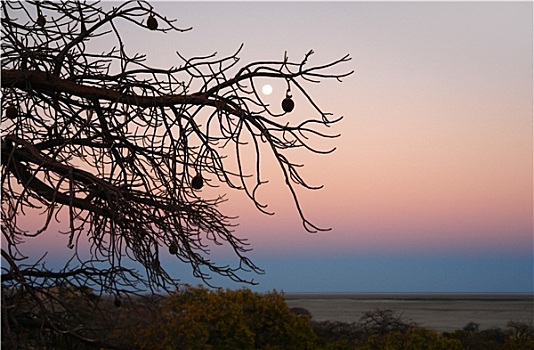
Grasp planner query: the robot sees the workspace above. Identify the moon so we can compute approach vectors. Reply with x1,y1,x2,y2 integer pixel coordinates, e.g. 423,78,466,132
262,84,273,95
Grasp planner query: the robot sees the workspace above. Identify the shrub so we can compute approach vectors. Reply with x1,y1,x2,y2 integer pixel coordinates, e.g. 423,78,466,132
444,320,534,350
311,320,363,349
504,320,534,350
133,285,318,350
358,308,416,336
363,327,462,350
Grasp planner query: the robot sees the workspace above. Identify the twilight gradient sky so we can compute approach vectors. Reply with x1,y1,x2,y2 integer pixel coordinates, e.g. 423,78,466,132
10,1,533,293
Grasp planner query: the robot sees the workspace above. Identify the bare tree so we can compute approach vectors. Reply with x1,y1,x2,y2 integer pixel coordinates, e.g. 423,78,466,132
359,309,416,336
1,0,352,347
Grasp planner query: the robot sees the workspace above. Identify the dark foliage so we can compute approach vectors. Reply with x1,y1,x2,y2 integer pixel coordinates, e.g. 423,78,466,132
311,320,363,349
3,285,533,350
443,320,534,350
358,307,417,336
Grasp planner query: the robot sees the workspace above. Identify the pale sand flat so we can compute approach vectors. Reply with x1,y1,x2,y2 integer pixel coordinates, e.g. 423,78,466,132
285,294,534,332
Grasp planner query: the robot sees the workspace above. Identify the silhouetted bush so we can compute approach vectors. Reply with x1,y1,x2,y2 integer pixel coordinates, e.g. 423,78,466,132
364,327,463,350
311,320,363,349
504,320,534,349
444,320,534,350
4,285,532,350
310,309,463,350
358,308,417,336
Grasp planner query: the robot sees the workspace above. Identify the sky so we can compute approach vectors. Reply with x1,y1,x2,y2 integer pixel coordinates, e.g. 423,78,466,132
8,1,533,293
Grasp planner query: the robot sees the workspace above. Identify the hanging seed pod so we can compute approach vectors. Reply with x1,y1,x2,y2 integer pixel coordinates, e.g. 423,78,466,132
191,174,203,190
114,297,121,308
36,14,46,27
151,259,160,270
168,242,178,255
281,96,294,113
5,105,18,119
147,15,158,30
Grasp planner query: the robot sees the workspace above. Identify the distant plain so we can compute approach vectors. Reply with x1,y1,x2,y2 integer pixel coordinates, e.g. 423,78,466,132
284,293,534,332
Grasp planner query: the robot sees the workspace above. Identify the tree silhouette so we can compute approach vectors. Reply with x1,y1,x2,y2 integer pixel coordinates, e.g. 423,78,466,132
1,1,351,347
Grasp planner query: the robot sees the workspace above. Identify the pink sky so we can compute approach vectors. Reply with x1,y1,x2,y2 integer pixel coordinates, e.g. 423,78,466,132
7,2,532,292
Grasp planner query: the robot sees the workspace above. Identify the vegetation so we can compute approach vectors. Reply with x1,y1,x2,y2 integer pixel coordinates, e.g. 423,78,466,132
2,284,533,349
132,285,317,350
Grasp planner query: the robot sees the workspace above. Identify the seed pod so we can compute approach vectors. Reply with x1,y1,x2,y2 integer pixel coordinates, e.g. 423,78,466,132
5,105,17,119
36,14,46,27
168,242,178,255
114,297,121,308
147,15,158,30
281,97,294,113
191,174,203,190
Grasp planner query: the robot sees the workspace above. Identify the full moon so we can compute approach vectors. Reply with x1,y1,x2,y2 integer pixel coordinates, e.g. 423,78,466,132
262,84,273,95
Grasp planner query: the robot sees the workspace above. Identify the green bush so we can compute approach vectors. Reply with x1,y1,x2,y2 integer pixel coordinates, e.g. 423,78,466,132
362,327,463,350
133,285,318,350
